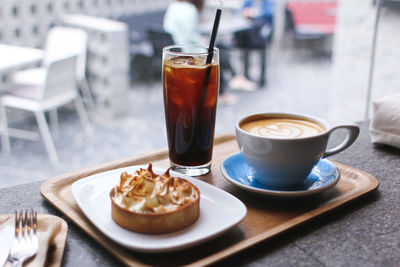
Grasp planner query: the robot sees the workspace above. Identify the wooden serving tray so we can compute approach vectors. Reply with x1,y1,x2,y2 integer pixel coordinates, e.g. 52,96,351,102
40,134,379,266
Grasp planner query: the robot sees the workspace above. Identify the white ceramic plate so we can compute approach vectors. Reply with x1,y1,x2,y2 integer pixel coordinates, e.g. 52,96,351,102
71,165,247,253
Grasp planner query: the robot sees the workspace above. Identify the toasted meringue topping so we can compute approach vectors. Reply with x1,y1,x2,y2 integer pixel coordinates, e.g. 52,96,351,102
112,164,199,214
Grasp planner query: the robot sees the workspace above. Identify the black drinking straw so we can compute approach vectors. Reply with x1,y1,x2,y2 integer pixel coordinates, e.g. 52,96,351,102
206,8,222,65
199,8,222,109
195,8,222,151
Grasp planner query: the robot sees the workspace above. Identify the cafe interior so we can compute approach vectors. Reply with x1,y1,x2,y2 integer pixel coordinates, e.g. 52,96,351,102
0,0,399,266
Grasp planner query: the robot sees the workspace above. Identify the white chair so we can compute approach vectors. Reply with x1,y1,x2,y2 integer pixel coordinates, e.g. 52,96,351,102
12,26,95,112
1,55,92,164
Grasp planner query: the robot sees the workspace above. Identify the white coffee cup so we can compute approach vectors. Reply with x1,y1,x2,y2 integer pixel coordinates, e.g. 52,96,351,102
235,112,359,188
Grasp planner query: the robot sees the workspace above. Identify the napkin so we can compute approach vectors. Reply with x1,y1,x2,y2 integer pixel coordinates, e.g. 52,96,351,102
370,94,400,149
0,214,68,267
0,224,13,267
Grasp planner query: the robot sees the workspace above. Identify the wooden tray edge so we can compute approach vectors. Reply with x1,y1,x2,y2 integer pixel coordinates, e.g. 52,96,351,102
40,134,235,202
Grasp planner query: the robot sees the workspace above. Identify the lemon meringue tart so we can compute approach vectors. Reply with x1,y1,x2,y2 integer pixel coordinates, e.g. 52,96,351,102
110,163,200,234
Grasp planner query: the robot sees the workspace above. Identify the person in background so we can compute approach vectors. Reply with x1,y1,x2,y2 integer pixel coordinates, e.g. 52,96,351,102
163,0,256,104
235,0,275,88
242,0,275,26
163,0,204,45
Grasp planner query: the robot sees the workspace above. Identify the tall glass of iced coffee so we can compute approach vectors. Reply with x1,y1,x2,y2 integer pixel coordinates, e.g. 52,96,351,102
162,45,219,176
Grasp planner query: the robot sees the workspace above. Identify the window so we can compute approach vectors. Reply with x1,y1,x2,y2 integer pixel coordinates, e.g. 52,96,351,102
14,28,20,38
47,3,53,13
12,6,19,17
32,25,39,35
30,5,37,14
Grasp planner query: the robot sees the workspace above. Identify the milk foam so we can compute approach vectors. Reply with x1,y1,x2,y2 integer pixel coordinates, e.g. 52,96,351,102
241,118,325,138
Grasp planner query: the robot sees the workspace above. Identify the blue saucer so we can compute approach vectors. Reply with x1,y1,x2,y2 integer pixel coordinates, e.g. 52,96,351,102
220,153,340,197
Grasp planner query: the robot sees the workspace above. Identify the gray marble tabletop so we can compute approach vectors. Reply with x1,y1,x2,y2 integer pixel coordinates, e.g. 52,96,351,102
0,121,399,266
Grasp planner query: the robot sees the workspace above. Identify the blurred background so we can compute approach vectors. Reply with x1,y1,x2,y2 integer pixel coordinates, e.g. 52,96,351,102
0,0,399,187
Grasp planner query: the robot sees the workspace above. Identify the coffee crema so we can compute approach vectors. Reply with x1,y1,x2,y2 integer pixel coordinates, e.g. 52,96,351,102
241,118,325,138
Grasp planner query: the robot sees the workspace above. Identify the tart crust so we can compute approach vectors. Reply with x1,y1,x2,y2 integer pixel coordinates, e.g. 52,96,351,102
109,164,200,234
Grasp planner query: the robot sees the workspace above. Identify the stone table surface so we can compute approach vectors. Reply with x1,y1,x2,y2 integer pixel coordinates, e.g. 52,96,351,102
0,121,399,266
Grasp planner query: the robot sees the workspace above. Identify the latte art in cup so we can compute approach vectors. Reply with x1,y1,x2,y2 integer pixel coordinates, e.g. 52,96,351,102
241,118,325,138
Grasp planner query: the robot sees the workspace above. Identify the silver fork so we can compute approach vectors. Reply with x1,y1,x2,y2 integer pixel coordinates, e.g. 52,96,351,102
8,210,38,267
